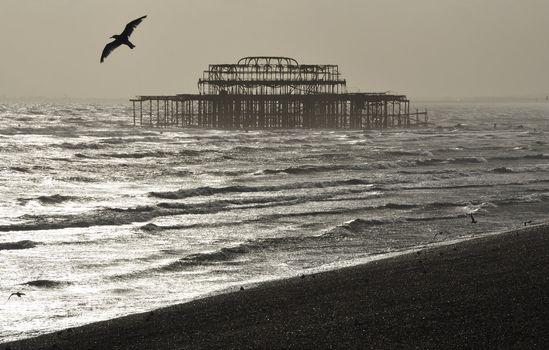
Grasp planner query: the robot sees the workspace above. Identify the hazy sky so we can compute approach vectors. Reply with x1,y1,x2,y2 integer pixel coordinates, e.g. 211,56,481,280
1,0,548,99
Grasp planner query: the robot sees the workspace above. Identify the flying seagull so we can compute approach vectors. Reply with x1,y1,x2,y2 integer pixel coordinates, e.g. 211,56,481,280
100,15,147,63
8,292,25,300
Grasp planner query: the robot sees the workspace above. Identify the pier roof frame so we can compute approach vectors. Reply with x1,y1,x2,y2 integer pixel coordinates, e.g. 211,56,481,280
199,56,347,95
237,56,299,66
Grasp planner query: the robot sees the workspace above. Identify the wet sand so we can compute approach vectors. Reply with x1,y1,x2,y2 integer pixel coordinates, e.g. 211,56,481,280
3,223,549,349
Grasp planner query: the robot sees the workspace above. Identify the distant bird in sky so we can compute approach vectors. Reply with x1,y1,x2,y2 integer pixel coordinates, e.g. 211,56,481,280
100,15,147,63
8,292,25,300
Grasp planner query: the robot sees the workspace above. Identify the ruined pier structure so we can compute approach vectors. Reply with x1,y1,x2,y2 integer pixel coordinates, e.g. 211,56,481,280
131,56,427,129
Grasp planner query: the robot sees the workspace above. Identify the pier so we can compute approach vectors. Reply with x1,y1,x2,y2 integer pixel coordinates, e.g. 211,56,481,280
130,56,427,129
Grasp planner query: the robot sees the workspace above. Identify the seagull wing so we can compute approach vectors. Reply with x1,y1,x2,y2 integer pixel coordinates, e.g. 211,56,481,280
121,15,147,38
8,293,15,300
100,40,122,63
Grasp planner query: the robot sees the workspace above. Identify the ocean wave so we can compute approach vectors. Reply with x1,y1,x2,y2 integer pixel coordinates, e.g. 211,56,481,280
460,202,497,214
0,240,39,250
492,153,549,161
99,149,202,159
397,169,460,175
206,169,248,177
386,149,434,157
490,167,515,173
3,193,338,233
321,218,390,238
528,179,549,185
423,201,467,209
165,169,195,177
524,154,549,160
112,235,316,279
65,117,84,122
55,142,105,150
1,193,327,232
26,109,45,115
450,156,488,164
0,192,479,236
99,151,172,159
405,214,468,222
149,179,372,200
230,146,261,152
396,178,549,193
140,223,164,232
0,126,78,136
0,190,509,235
158,190,363,216
394,183,506,191
18,194,77,205
255,157,493,176
61,175,98,183
496,193,549,205
257,164,348,175
14,116,34,122
176,149,204,157
0,205,159,232
109,288,136,294
164,245,255,269
157,193,304,209
138,220,239,233
98,136,163,144
256,162,408,175
21,279,70,288
9,166,31,173
74,153,92,159
415,157,487,166
139,192,374,232
381,203,418,210
150,186,219,200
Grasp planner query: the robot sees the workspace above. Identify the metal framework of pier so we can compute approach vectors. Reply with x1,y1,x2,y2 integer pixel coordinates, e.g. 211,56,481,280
131,56,427,129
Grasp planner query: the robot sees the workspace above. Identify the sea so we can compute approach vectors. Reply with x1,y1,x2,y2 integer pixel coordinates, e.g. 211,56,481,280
0,101,548,342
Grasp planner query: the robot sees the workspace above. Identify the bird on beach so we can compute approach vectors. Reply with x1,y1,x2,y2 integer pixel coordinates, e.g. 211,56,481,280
432,231,446,241
100,15,147,63
8,292,25,300
470,213,477,224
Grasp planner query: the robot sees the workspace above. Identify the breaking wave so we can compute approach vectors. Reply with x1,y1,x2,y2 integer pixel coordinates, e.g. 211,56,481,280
140,223,164,232
257,164,350,175
99,149,203,159
0,205,159,232
492,153,549,161
415,157,487,166
164,244,255,269
254,156,492,176
322,218,390,238
54,142,105,150
9,166,31,173
490,167,515,173
149,179,372,199
112,236,310,279
18,194,77,205
404,214,468,222
21,280,70,288
99,151,172,159
0,240,39,250
496,193,549,205
386,149,434,157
